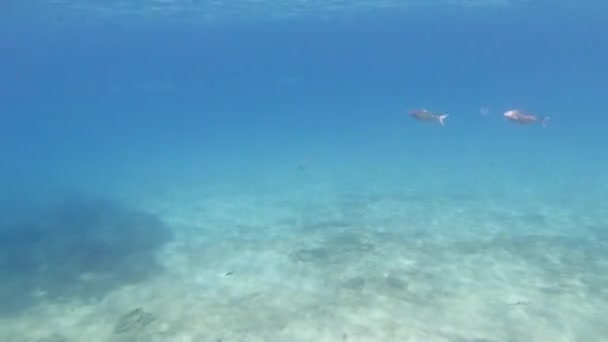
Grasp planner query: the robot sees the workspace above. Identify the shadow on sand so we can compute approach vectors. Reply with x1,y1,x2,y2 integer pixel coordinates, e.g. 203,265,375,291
0,194,173,316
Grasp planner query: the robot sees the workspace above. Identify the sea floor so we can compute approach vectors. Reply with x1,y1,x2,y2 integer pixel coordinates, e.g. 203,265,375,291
1,182,607,342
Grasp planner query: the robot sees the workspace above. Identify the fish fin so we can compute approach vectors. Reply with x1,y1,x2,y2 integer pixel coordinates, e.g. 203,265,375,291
438,114,449,126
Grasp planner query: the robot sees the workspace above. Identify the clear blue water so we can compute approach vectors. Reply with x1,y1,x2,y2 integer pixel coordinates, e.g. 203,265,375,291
1,1,607,340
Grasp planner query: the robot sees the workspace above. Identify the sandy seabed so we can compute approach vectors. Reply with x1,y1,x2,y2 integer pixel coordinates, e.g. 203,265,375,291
1,185,607,342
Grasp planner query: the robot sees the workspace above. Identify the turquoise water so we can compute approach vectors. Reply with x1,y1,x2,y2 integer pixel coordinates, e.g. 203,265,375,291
1,1,608,341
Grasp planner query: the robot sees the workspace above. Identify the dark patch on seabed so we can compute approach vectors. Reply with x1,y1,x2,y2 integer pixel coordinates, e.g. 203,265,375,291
0,194,173,316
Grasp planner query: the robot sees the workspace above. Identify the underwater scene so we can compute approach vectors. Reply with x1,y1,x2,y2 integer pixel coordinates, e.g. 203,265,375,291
1,0,607,341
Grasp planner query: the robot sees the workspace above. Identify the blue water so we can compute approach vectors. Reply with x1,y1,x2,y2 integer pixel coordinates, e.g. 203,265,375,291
1,1,608,341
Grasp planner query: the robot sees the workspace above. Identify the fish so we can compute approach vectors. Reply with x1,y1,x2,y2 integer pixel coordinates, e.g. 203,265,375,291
504,109,549,127
480,107,491,117
409,109,449,126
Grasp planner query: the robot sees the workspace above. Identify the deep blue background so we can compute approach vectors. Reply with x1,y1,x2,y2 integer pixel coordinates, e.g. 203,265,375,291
1,3,607,196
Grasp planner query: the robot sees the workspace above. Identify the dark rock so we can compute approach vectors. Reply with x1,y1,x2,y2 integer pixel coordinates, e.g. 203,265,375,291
114,307,157,334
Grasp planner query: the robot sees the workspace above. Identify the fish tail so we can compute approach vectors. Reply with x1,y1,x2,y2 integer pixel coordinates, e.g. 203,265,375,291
438,114,449,126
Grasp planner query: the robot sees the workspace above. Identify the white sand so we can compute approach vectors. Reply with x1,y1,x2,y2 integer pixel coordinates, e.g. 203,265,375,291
1,184,607,342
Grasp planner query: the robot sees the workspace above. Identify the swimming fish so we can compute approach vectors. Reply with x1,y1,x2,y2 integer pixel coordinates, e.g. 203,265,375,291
409,109,449,126
480,107,491,117
504,109,549,127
